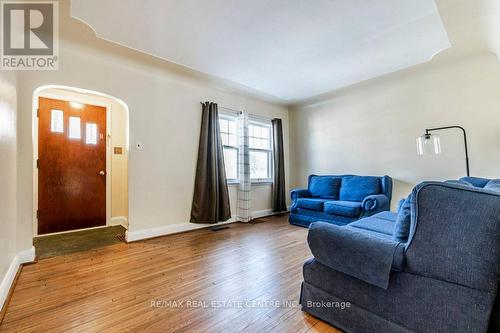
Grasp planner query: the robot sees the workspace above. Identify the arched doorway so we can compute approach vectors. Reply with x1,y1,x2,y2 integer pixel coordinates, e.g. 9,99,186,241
32,85,129,239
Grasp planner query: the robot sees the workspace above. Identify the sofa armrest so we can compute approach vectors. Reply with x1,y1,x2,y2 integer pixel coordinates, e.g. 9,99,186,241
362,194,390,214
307,222,404,289
397,198,406,212
290,189,310,213
291,188,310,201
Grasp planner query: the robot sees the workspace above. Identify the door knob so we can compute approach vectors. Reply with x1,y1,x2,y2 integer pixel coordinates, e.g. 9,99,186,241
99,171,106,176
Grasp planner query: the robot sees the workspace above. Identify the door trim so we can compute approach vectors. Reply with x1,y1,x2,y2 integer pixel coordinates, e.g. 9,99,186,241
32,86,128,237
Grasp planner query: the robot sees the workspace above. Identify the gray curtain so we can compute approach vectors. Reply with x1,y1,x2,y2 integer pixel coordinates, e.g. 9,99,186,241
190,102,231,223
272,118,287,212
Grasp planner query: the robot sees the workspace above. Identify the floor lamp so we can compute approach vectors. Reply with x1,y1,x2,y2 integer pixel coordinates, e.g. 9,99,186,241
416,125,470,177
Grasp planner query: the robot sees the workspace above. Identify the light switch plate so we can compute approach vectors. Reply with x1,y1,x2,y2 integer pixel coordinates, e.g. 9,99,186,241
136,141,144,151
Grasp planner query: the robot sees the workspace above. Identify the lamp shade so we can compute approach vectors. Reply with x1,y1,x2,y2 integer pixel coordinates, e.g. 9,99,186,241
416,134,441,155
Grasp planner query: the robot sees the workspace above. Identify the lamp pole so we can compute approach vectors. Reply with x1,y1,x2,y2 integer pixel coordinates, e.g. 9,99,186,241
425,126,470,177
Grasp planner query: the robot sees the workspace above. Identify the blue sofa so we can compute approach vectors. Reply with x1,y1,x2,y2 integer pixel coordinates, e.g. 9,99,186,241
290,175,392,227
300,177,500,332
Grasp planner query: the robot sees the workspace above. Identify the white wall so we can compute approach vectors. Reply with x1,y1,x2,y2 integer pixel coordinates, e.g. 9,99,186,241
15,2,289,249
0,71,18,285
290,52,500,209
109,99,129,221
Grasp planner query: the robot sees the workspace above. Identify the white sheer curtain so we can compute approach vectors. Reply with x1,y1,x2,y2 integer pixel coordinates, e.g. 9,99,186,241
237,111,251,222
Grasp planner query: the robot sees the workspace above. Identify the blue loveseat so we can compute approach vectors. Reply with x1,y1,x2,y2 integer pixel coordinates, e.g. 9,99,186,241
301,177,500,332
290,175,392,227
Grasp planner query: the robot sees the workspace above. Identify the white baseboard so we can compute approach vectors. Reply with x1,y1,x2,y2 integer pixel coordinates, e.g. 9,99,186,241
17,247,36,264
110,216,128,228
125,209,289,242
0,246,35,312
126,219,237,242
251,208,288,219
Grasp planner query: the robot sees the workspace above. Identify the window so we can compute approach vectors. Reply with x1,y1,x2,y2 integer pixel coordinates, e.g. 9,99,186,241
68,116,81,139
219,115,238,181
218,114,273,183
249,122,272,182
50,109,64,133
86,123,97,145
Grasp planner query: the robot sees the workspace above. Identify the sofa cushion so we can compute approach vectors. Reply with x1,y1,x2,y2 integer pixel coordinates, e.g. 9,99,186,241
296,198,329,211
459,176,490,188
445,180,473,187
309,176,341,199
295,209,358,225
349,213,397,236
339,176,381,201
393,195,411,242
371,211,399,222
484,179,500,193
324,200,362,217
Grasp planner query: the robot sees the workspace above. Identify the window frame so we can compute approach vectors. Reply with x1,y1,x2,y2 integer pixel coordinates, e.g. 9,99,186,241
248,119,273,184
219,113,240,184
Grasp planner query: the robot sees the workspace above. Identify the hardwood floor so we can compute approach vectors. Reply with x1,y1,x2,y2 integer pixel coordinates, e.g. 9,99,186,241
0,215,340,333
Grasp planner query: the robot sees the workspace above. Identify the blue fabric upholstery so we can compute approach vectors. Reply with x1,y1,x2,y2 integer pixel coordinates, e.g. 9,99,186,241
324,201,362,217
293,209,356,224
491,297,500,331
405,182,500,290
295,198,328,211
309,176,341,199
349,213,397,236
485,179,500,192
367,210,398,222
302,261,492,333
289,212,352,228
290,189,311,212
397,198,406,211
459,176,490,188
444,179,473,187
308,222,405,288
361,194,390,216
290,174,392,227
393,195,411,242
339,175,381,201
301,179,500,332
290,188,311,200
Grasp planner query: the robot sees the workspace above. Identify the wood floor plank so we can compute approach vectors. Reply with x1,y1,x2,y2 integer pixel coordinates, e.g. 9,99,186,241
0,215,341,333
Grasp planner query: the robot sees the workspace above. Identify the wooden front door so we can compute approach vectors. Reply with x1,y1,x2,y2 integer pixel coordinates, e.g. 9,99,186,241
38,97,107,235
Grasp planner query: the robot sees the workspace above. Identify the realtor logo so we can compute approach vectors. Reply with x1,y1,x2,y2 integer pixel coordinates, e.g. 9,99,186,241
1,1,59,70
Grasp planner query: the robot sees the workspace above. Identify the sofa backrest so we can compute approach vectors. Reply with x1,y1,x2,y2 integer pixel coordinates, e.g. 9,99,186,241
405,182,500,291
459,176,491,188
308,176,342,199
307,174,392,201
453,177,500,193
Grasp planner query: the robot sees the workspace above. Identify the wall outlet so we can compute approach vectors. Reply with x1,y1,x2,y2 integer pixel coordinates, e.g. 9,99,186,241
135,141,144,151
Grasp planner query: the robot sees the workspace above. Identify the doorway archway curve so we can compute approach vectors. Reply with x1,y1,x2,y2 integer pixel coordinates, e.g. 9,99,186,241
32,85,130,237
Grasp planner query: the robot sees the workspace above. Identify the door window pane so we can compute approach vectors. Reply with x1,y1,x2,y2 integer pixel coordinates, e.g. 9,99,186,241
68,116,81,139
50,109,64,133
86,123,97,144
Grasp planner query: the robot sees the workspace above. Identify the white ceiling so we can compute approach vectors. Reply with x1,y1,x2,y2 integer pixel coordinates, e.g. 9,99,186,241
70,0,451,102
